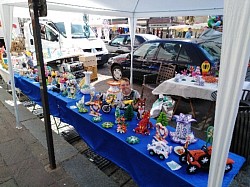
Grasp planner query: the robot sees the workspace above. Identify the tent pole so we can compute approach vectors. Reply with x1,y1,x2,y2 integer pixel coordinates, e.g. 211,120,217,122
0,5,21,129
128,16,137,88
28,0,56,169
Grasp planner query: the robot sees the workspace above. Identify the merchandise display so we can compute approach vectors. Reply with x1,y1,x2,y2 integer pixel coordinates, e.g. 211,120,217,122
80,71,95,94
126,136,140,144
147,139,173,160
92,116,102,123
101,122,114,128
134,111,153,135
154,122,168,142
13,74,245,187
169,113,197,144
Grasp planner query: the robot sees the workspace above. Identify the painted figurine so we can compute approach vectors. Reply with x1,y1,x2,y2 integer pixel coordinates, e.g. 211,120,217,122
147,139,172,160
169,113,197,144
154,123,168,143
136,98,146,120
134,111,153,135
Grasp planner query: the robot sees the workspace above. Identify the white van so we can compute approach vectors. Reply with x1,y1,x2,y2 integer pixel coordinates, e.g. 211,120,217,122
24,20,109,65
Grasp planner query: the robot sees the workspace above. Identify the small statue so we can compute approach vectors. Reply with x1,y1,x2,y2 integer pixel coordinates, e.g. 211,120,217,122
134,111,153,135
116,115,128,133
136,98,146,120
76,96,88,113
154,123,168,143
115,106,121,123
89,99,102,117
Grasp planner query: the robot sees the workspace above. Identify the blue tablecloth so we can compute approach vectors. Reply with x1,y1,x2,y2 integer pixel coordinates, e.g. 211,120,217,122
64,95,245,187
14,75,245,187
14,74,60,117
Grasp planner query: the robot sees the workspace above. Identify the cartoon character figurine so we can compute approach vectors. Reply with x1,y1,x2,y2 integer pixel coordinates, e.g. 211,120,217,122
89,99,102,116
134,111,153,135
136,98,146,120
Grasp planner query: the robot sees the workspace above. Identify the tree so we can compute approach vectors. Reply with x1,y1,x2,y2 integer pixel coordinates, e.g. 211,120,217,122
156,112,168,126
124,105,134,121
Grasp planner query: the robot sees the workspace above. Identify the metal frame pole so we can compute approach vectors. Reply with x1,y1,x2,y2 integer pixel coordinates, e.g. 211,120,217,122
28,0,56,169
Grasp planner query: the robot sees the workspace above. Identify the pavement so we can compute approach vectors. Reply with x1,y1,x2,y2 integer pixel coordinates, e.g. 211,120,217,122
0,82,118,187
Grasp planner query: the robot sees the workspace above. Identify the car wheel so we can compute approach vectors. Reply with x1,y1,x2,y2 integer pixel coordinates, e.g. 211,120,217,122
159,154,165,160
186,164,199,174
112,65,123,81
149,150,155,156
225,164,233,173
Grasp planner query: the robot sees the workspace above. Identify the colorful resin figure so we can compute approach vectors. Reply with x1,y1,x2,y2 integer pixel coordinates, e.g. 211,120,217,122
134,111,153,135
102,122,114,128
92,116,102,123
169,113,197,144
76,96,88,113
115,106,121,123
126,136,140,144
124,104,134,121
156,112,168,126
116,116,128,133
147,139,172,160
179,145,234,174
89,99,102,117
136,98,146,120
154,123,168,142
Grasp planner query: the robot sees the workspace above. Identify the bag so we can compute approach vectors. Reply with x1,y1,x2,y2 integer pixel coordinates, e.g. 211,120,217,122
150,94,175,119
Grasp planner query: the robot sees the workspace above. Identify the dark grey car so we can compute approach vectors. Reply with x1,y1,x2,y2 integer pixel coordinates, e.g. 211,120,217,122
106,34,160,56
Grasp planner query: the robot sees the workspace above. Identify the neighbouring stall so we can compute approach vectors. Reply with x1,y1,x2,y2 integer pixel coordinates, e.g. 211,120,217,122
0,1,249,187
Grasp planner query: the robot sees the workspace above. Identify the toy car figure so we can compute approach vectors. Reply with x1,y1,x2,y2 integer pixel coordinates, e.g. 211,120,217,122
147,139,173,160
179,145,234,174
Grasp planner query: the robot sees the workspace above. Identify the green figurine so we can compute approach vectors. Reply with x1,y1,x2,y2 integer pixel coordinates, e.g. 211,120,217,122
124,105,134,121
156,112,168,126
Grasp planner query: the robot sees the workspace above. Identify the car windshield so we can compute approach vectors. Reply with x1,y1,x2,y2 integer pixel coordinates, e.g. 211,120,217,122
71,24,96,38
133,42,160,59
198,41,221,61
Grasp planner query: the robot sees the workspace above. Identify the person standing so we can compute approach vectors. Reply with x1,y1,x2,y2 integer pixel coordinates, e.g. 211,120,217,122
185,27,192,38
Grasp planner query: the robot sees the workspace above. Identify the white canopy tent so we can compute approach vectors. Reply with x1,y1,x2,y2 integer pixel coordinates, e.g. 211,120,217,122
0,1,249,187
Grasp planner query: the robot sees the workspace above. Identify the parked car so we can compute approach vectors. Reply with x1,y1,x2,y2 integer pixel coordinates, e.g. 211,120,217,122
108,39,221,81
106,34,160,57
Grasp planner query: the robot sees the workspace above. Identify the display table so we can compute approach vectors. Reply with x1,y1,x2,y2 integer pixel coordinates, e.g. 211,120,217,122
14,75,245,187
14,74,61,117
152,76,250,100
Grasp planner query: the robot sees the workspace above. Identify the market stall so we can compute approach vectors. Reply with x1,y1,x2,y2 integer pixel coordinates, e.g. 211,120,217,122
0,1,249,186
13,73,245,187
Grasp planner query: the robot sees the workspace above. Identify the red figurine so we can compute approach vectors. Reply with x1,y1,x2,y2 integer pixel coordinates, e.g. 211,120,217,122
136,98,146,120
134,111,153,135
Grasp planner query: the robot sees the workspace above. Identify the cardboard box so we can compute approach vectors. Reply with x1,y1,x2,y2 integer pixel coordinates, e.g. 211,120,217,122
84,65,98,81
79,53,96,61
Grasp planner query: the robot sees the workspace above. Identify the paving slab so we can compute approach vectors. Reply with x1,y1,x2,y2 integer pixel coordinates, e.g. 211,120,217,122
9,157,56,187
62,154,118,187
0,179,18,187
0,139,32,166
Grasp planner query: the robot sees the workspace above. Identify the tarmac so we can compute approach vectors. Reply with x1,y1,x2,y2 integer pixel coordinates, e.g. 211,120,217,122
0,65,250,187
